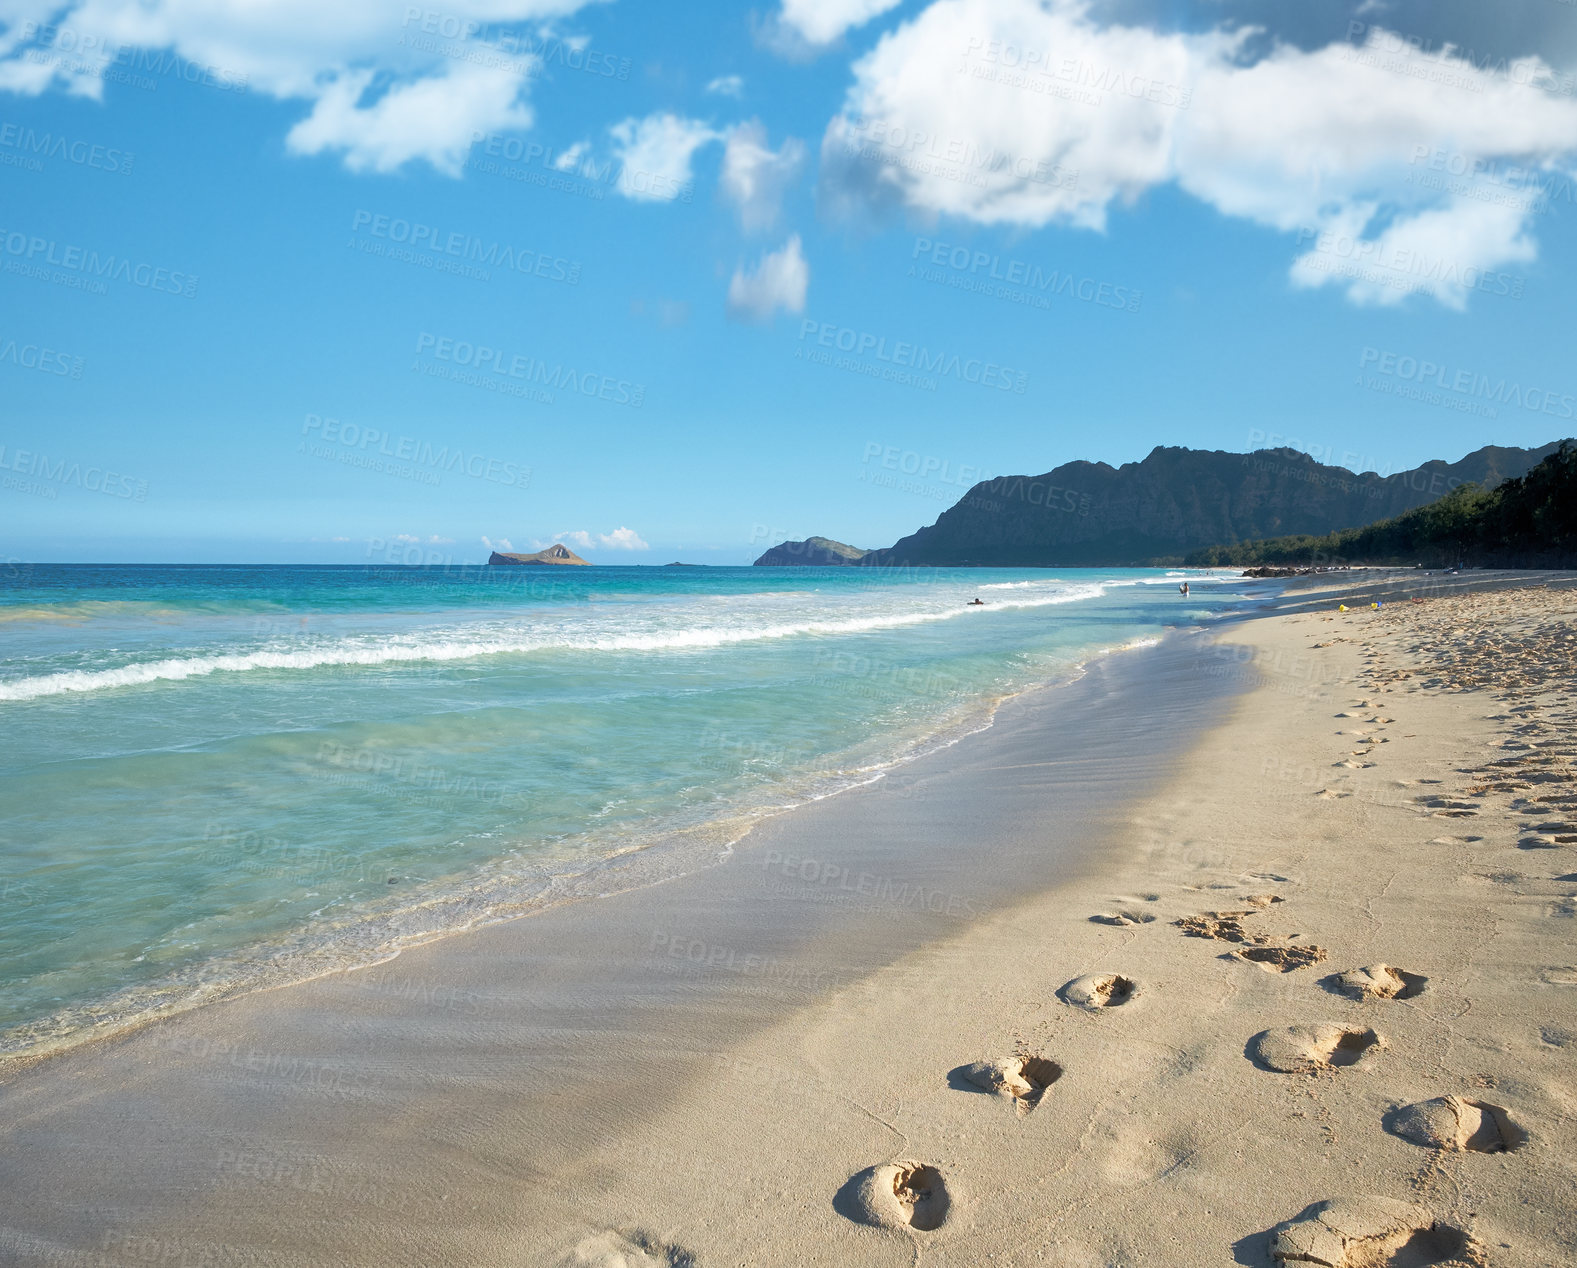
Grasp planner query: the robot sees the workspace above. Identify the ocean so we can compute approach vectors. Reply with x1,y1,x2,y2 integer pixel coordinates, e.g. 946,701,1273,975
0,562,1261,1059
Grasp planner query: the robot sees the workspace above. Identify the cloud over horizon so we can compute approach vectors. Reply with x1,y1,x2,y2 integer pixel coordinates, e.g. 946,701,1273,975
548,527,651,551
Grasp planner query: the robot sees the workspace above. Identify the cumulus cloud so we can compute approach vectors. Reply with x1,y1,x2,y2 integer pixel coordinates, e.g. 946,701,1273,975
818,0,1577,307
777,0,906,46
481,536,514,552
609,112,722,202
706,74,744,96
287,60,531,175
727,235,809,322
0,1,597,173
597,526,649,550
720,120,807,231
549,528,650,551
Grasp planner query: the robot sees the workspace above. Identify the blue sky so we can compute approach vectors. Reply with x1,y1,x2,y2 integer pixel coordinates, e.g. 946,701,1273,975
4,0,1577,564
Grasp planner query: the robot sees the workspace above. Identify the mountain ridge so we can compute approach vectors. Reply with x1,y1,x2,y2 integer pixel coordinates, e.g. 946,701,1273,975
753,441,1563,567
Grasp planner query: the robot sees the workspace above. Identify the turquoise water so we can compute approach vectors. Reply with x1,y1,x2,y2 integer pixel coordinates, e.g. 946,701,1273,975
0,563,1259,1057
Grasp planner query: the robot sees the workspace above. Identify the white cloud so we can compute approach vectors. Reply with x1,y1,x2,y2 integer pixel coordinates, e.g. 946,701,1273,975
727,235,809,322
706,74,744,97
819,0,1577,307
609,112,722,202
1,1,599,174
721,120,807,231
548,528,650,550
597,526,649,550
287,60,531,176
820,0,1210,230
553,140,589,171
481,536,514,552
778,0,905,45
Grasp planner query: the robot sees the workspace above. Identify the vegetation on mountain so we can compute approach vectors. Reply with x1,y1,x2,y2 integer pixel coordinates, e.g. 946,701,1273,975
1187,442,1577,568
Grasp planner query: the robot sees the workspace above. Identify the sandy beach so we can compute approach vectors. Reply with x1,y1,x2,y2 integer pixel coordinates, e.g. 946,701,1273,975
2,571,1575,1267
12,1,1577,1260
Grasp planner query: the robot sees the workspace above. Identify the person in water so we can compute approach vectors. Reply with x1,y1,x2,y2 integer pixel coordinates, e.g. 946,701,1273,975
967,598,984,605
1178,581,1190,595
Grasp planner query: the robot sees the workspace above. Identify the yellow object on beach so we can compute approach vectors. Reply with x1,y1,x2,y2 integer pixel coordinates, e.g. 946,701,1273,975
1339,604,1348,611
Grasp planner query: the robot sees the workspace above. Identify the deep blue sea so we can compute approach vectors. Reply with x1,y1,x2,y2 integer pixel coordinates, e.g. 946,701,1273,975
0,562,1262,1058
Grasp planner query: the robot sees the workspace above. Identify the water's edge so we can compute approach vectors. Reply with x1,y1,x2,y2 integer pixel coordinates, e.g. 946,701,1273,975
0,622,1206,1069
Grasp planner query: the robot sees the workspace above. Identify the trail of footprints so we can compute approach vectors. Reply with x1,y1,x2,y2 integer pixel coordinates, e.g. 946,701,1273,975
838,874,1504,1258
836,595,1572,1263
839,872,1507,1260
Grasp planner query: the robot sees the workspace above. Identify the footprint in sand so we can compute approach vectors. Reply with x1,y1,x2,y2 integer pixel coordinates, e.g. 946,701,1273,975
1177,908,1325,972
567,1231,696,1267
1232,942,1327,973
1059,973,1138,1009
1324,964,1428,1001
959,1055,1063,1115
1250,1024,1384,1074
1175,910,1258,942
1090,910,1155,926
1269,1197,1481,1267
1385,1097,1528,1153
843,1160,952,1231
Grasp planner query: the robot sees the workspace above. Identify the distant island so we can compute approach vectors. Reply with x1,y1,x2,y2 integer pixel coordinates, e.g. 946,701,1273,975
752,442,1563,568
488,544,591,566
754,536,871,566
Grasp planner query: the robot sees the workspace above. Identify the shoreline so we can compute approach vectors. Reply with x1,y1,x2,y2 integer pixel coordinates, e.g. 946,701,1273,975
0,612,1210,1071
0,570,1572,1266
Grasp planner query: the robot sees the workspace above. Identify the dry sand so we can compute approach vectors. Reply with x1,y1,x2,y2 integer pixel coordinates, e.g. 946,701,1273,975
2,574,1574,1267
